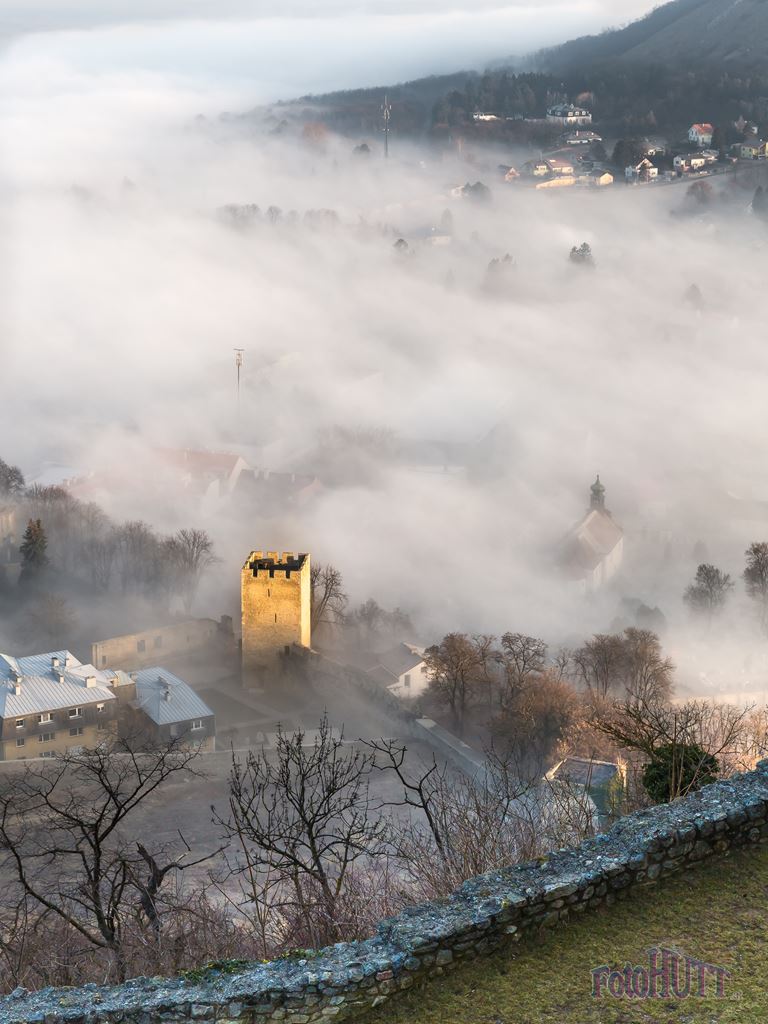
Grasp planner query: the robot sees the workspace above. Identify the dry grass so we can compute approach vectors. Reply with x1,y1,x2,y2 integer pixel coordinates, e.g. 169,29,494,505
365,842,768,1024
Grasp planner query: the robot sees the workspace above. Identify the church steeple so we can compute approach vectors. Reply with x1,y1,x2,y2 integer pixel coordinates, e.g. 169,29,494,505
590,474,606,511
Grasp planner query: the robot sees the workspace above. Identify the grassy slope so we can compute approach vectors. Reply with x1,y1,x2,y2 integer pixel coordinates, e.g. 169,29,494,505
366,842,768,1024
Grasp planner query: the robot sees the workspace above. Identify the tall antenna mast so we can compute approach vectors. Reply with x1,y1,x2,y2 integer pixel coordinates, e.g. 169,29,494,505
381,94,391,159
234,348,244,433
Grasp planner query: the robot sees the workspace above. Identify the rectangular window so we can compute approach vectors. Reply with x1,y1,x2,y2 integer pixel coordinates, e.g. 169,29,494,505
154,636,162,649
404,674,411,688
15,719,24,729
97,721,108,731
40,751,55,759
191,719,203,731
68,707,82,719
69,727,84,737
38,732,55,743
38,713,52,725
97,703,105,713
101,656,107,667
15,738,24,747
137,639,146,653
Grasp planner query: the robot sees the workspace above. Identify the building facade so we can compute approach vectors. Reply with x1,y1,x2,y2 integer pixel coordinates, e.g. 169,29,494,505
91,618,227,670
0,651,122,760
241,551,312,676
546,104,592,127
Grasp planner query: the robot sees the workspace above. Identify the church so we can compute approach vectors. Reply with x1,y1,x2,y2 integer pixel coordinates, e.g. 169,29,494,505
559,476,624,592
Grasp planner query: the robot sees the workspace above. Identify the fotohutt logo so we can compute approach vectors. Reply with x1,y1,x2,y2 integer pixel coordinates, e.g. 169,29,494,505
591,947,732,1000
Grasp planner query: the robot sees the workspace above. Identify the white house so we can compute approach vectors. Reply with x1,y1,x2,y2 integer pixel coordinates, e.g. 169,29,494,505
365,643,429,700
688,123,714,147
625,158,658,182
674,154,707,172
546,104,592,127
558,476,624,593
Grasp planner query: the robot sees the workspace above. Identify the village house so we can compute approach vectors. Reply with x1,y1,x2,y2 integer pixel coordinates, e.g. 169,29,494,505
558,476,624,593
0,650,216,760
688,123,714,147
732,140,768,160
0,651,121,760
563,130,602,146
625,158,658,183
522,159,552,178
586,169,614,187
546,104,592,127
546,157,575,176
123,668,216,751
674,154,707,173
364,643,429,701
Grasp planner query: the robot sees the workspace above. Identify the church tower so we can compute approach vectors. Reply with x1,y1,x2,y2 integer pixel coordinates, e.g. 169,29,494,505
241,551,311,677
590,475,607,512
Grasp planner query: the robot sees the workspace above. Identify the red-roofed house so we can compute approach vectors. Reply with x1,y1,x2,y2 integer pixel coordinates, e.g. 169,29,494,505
688,123,714,148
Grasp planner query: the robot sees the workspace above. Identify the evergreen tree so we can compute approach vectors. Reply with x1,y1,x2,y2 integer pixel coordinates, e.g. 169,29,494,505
19,519,49,585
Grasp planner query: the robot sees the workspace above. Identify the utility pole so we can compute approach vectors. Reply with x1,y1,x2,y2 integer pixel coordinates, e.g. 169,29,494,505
382,94,391,159
234,348,244,434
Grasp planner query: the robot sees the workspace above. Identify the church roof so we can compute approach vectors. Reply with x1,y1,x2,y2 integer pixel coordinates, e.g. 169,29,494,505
559,509,623,575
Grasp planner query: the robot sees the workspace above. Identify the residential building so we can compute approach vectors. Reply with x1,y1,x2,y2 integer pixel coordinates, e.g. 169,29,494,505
563,130,603,146
522,159,552,178
546,157,575,176
625,158,658,183
535,176,576,190
546,104,592,127
588,169,614,187
124,669,216,751
241,550,312,676
674,154,707,172
365,643,429,700
0,651,121,760
732,141,768,160
688,123,714,147
472,112,501,122
558,476,624,592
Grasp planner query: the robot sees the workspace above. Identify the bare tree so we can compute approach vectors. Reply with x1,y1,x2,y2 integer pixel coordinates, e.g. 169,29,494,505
310,563,347,633
571,633,626,698
744,542,768,629
168,528,218,613
498,633,546,705
215,716,388,946
0,739,204,980
424,633,494,733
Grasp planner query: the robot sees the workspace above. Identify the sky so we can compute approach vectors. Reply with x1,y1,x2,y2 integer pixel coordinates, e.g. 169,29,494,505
0,1,656,106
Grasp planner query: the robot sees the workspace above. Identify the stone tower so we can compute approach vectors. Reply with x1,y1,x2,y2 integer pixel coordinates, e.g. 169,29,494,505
241,551,311,675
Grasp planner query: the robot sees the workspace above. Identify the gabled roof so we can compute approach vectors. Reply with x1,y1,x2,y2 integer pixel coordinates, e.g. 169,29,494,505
365,643,426,686
132,668,214,727
559,509,623,574
691,123,714,133
0,651,117,717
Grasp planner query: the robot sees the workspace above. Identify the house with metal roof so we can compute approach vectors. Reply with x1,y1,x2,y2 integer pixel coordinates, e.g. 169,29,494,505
365,643,429,700
0,650,121,760
126,668,215,751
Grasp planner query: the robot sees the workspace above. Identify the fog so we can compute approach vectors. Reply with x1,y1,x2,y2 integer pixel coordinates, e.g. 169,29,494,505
3,16,768,700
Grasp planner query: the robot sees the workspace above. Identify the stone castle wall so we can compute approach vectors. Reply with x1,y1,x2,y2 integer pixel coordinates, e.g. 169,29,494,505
4,761,768,1024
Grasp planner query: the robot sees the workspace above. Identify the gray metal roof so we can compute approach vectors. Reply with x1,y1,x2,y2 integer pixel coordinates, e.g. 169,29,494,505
132,668,214,726
0,651,117,717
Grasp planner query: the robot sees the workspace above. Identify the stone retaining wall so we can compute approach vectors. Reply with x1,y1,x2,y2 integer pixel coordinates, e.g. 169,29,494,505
4,761,768,1024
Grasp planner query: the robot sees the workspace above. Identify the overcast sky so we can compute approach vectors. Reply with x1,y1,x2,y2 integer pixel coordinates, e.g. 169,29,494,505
1,1,655,103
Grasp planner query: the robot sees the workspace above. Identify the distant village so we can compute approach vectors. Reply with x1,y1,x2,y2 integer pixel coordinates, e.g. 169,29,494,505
476,104,768,192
